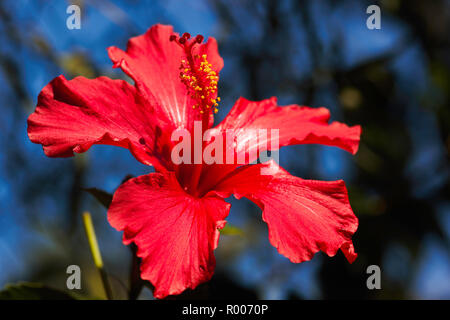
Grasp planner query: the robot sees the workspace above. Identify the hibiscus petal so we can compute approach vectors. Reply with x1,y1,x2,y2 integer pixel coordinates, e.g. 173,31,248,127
108,24,223,131
108,172,230,298
217,96,361,156
27,75,169,169
199,97,361,193
213,161,358,263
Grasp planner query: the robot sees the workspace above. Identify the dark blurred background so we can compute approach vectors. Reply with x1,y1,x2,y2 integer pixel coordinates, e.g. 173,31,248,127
0,0,449,299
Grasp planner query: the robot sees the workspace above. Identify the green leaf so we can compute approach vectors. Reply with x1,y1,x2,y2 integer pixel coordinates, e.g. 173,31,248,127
83,188,113,209
0,282,79,300
83,175,134,210
220,224,244,236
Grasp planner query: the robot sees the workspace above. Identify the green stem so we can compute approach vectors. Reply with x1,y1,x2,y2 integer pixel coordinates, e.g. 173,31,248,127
82,211,113,300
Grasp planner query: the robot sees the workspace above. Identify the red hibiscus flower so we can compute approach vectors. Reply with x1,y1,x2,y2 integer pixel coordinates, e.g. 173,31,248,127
27,24,361,298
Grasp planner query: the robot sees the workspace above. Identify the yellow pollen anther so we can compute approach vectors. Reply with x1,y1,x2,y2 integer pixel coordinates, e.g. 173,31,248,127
176,46,220,117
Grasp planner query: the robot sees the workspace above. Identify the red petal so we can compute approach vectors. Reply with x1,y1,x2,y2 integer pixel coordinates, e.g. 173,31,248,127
217,97,361,156
108,172,230,298
213,161,358,263
108,24,223,131
199,97,361,192
27,76,169,169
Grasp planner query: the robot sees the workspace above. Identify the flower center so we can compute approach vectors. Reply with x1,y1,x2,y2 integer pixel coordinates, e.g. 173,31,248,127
170,33,220,115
